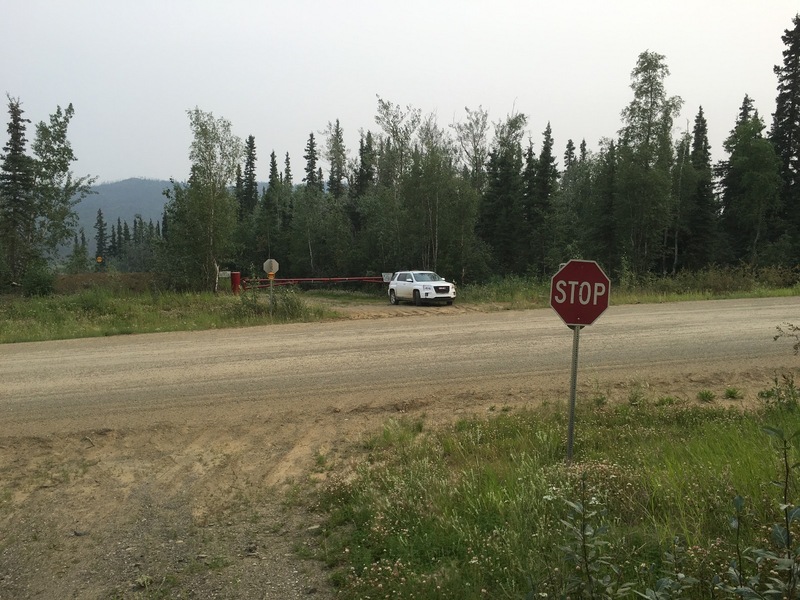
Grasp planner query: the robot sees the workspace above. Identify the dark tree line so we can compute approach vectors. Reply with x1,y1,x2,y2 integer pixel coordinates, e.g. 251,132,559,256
3,15,799,292
90,208,162,273
201,17,800,290
204,16,796,289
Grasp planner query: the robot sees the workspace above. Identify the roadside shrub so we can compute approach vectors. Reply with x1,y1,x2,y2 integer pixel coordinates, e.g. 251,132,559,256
758,374,799,411
21,263,55,297
755,265,798,288
233,287,314,321
619,266,799,297
459,275,548,305
273,287,308,320
54,272,157,294
774,322,800,355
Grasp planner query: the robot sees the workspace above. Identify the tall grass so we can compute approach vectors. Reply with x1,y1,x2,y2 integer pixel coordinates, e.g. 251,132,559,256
1,266,796,343
459,275,550,308
0,286,333,343
315,399,800,599
459,265,800,308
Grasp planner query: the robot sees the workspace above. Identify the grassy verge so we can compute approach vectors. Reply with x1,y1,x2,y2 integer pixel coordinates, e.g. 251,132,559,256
1,266,797,343
314,388,800,599
459,265,800,308
0,286,336,343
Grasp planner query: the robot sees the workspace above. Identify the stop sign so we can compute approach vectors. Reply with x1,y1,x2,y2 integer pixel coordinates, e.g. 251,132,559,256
550,259,610,327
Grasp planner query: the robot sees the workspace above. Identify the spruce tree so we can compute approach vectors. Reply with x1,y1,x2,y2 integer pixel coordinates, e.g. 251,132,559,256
267,150,281,193
683,106,718,269
718,99,782,264
667,131,696,273
79,229,89,271
520,141,538,270
346,131,377,235
564,139,576,170
241,135,258,217
534,123,559,205
478,113,526,274
589,140,618,269
529,123,559,275
325,119,347,199
0,97,92,283
108,223,118,258
116,217,124,256
262,150,282,231
303,132,321,190
0,95,37,282
257,150,283,258
93,208,107,269
283,152,293,187
234,164,244,220
771,14,800,257
161,208,168,242
352,131,377,199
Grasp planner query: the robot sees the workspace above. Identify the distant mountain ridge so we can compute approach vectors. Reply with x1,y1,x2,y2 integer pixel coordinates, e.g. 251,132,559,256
74,178,268,236
75,178,172,234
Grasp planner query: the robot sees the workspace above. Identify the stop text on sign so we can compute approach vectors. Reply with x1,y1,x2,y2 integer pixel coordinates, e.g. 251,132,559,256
549,259,611,327
552,280,607,306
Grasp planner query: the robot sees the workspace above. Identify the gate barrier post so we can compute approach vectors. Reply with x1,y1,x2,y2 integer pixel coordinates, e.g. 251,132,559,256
231,272,241,295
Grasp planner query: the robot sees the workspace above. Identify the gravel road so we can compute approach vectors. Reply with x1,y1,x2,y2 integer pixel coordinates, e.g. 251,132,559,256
2,297,798,437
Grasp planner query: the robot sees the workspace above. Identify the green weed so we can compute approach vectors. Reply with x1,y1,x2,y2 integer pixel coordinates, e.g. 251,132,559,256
697,389,715,403
774,321,800,355
315,402,800,599
724,387,743,400
758,373,799,411
627,379,649,405
655,395,679,406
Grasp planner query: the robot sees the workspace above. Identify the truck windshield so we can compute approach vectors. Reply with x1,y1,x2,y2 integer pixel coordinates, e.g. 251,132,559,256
414,272,442,282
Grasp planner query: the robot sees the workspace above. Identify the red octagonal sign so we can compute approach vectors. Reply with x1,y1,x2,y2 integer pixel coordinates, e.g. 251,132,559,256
550,259,610,327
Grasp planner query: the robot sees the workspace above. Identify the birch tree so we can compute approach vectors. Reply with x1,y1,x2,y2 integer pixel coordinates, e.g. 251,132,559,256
163,109,242,291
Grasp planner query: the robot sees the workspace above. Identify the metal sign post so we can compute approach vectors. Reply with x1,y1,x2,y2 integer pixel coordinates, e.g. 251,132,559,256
263,259,279,316
550,259,610,464
566,325,582,462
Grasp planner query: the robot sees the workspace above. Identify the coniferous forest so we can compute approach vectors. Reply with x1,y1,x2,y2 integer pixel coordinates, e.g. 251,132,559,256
1,15,799,292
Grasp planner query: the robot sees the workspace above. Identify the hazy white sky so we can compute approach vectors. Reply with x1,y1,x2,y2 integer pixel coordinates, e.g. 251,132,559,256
2,0,797,183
